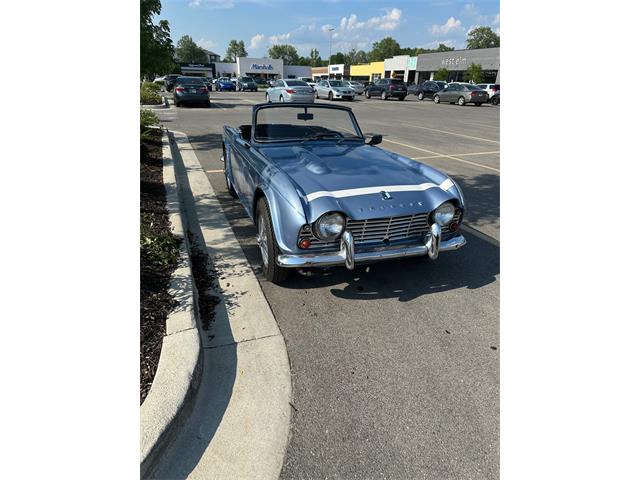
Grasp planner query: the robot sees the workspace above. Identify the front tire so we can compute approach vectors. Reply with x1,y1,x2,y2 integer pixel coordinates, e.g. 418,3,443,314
458,96,466,106
381,91,388,101
256,198,289,283
433,95,440,104
328,91,333,101
279,95,284,103
398,96,405,101
418,92,424,101
265,92,270,103
491,96,500,105
365,90,371,99
474,102,481,106
222,145,238,199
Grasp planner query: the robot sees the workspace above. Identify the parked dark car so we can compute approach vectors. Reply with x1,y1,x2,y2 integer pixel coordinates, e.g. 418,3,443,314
433,83,489,106
173,76,210,107
407,80,447,101
164,74,180,92
238,76,258,92
254,77,268,87
365,78,407,100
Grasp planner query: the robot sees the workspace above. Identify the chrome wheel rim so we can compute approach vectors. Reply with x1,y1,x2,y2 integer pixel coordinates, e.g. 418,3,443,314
257,215,269,268
458,97,464,105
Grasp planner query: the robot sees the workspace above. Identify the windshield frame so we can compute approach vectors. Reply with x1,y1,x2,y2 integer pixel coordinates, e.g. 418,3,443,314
251,103,365,144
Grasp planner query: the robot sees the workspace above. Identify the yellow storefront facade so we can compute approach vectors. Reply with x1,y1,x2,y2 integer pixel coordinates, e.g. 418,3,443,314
349,61,385,82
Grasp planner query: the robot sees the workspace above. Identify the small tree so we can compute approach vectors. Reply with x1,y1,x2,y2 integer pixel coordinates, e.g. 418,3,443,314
434,68,449,81
175,35,208,64
268,44,300,65
224,40,248,62
466,27,500,49
464,63,484,83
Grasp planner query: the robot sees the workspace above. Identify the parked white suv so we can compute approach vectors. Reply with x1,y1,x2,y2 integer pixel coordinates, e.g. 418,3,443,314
297,77,316,90
476,83,500,99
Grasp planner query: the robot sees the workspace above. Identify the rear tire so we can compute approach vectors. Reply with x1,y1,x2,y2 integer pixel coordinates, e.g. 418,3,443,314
418,92,424,101
381,91,387,101
398,96,405,101
433,95,440,104
222,145,238,199
328,91,333,101
458,96,466,106
256,198,289,283
474,102,481,106
365,90,371,99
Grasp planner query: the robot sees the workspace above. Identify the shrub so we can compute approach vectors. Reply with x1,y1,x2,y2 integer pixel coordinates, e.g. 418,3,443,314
140,109,159,129
464,63,484,84
140,213,180,268
433,68,449,81
141,81,162,104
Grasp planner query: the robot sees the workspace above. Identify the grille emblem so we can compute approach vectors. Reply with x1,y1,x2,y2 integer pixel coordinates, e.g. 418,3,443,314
380,191,392,200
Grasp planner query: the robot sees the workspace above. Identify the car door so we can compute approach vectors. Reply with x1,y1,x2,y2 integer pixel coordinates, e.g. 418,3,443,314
318,80,329,98
443,83,457,101
372,79,384,96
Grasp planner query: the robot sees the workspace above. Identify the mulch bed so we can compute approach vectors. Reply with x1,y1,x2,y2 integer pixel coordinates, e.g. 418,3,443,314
140,128,179,404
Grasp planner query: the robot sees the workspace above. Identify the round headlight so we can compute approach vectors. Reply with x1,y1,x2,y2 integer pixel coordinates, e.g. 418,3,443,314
313,212,346,240
434,202,455,226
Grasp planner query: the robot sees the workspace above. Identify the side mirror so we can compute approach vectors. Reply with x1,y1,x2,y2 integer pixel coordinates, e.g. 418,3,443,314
366,134,382,146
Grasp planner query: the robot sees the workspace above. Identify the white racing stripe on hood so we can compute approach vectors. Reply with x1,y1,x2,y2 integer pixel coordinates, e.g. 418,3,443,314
305,179,455,202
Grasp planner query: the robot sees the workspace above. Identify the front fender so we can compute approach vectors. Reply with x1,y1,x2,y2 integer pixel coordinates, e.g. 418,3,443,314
256,173,308,256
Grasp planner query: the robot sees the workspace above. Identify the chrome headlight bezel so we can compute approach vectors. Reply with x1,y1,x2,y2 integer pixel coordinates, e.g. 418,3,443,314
313,212,346,240
433,202,456,226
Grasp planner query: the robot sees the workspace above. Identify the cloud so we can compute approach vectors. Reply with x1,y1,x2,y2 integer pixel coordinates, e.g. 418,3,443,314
493,14,500,26
249,34,266,50
246,10,403,56
431,17,464,35
336,8,402,32
462,3,479,17
189,0,235,8
195,38,217,51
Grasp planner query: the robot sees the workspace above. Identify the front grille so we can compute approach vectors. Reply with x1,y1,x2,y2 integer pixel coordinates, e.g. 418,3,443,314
299,212,462,250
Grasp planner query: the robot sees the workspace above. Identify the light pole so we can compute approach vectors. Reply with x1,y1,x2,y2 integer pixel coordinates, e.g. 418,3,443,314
327,27,334,79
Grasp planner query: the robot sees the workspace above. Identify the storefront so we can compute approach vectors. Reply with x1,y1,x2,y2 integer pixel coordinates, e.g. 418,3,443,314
415,47,500,84
237,57,284,80
383,55,417,83
349,61,385,82
180,63,215,78
312,66,327,81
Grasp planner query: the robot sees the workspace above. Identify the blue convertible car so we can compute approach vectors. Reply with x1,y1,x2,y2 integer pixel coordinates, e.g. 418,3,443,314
222,103,466,282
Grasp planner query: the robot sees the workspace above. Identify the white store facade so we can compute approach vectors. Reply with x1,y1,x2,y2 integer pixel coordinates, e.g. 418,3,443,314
213,57,311,80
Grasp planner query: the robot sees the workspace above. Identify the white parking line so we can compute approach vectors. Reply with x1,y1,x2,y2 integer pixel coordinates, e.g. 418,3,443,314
205,169,224,173
383,138,500,173
403,123,500,144
412,150,500,160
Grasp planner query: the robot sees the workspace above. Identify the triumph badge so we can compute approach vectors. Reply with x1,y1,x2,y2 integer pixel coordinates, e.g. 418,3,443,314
380,191,392,200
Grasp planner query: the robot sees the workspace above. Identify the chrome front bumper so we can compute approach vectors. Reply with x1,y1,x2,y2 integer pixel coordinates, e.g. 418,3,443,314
276,224,466,269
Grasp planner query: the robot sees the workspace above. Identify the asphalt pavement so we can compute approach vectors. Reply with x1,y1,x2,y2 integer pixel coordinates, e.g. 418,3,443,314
156,90,500,480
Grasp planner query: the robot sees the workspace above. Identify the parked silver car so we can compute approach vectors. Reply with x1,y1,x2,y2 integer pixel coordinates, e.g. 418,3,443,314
432,83,490,106
315,80,355,101
344,81,365,95
265,79,315,103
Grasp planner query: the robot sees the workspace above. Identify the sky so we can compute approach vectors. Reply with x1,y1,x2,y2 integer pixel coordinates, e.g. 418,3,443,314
158,0,500,60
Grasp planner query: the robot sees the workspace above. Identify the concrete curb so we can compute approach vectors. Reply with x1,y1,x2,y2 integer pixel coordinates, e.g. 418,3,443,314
139,130,203,477
147,131,292,479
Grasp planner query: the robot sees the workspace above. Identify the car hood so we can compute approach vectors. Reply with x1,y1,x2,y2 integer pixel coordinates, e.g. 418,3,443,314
256,143,460,222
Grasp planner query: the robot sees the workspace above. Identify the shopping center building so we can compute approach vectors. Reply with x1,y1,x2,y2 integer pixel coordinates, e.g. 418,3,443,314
212,57,312,80
415,47,500,83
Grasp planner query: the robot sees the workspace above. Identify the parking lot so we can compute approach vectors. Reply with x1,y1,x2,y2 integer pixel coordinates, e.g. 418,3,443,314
156,89,499,479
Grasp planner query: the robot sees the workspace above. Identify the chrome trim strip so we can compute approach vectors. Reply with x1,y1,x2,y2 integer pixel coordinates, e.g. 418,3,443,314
276,231,466,268
304,178,455,202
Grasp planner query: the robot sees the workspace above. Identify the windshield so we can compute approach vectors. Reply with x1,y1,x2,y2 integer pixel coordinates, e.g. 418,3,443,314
177,77,204,85
299,78,313,82
240,77,253,82
284,80,308,86
254,106,363,143
328,81,347,87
